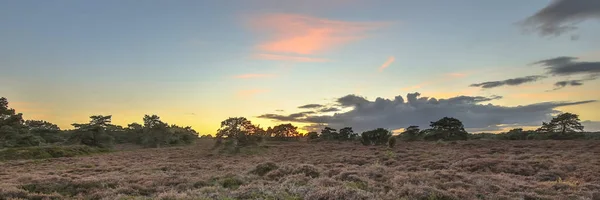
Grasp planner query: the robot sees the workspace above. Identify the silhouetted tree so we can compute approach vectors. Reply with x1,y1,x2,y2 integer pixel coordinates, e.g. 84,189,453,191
216,117,263,148
320,127,338,140
338,127,357,140
69,115,115,148
0,97,45,147
361,128,392,145
399,125,421,141
537,113,584,134
25,120,63,143
424,117,468,141
306,131,319,140
270,123,300,139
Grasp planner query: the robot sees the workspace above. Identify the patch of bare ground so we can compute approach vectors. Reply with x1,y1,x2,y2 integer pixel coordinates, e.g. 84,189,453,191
1,140,600,199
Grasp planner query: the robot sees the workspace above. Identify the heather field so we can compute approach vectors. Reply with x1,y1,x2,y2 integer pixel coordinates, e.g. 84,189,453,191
2,140,600,200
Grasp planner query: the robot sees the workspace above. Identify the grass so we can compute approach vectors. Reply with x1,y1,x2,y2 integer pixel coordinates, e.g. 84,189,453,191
0,139,599,199
0,145,110,161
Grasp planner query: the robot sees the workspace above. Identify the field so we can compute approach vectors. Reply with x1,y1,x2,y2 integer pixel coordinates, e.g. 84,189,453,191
1,140,600,200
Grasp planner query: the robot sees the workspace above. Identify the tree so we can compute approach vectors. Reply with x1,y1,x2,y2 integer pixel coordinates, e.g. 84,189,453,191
399,125,421,141
538,112,584,134
338,127,357,140
25,120,63,143
141,115,170,148
425,117,468,141
320,127,338,140
216,117,262,147
361,128,392,145
269,123,300,140
0,97,44,148
69,115,115,148
306,132,319,140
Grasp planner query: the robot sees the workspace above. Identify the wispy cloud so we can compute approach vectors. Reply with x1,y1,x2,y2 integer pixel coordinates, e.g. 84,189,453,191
378,56,395,72
248,13,387,55
253,53,329,62
237,89,269,98
232,73,276,79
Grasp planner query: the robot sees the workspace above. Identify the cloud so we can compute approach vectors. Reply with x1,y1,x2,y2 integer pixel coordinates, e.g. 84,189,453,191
554,80,583,88
248,13,387,55
520,0,600,36
319,107,341,112
237,89,269,98
533,56,600,76
470,75,546,89
253,53,329,62
582,120,600,132
258,92,596,132
378,56,395,72
298,104,324,109
233,73,276,79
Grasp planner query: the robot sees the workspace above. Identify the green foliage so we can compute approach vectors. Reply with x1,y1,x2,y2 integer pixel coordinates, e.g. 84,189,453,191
267,123,301,141
320,127,338,140
215,117,263,149
537,112,584,134
423,117,468,141
398,125,421,141
361,128,392,145
306,131,319,140
68,115,116,148
0,145,109,161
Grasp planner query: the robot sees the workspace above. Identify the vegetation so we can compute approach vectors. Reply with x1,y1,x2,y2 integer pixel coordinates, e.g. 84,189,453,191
0,145,109,161
1,139,599,199
360,128,392,145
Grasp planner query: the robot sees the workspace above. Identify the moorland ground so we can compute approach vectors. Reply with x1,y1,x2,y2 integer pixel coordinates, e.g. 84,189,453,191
1,139,600,200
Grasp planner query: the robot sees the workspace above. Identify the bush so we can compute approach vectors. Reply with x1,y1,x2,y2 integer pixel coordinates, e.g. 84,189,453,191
361,128,391,145
250,162,279,176
388,136,397,148
0,145,109,161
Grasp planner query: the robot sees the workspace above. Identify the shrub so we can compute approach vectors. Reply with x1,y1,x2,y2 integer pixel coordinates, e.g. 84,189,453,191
306,132,319,141
361,128,391,145
250,162,279,176
388,136,397,148
0,145,109,161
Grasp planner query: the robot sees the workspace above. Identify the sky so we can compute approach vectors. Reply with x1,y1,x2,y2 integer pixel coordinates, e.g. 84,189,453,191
1,0,600,134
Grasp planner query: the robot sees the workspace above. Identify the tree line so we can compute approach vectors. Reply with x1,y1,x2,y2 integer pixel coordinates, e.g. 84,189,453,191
1,96,598,152
0,97,197,149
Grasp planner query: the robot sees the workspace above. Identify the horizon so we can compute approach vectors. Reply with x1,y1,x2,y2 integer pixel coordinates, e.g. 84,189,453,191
2,0,600,134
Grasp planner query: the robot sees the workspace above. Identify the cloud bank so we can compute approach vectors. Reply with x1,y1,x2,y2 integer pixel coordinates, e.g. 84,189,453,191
258,93,596,132
521,0,600,36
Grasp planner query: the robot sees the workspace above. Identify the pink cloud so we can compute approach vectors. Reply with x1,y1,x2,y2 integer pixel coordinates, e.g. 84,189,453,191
237,89,269,98
233,73,276,79
378,56,395,72
248,13,387,55
253,53,329,62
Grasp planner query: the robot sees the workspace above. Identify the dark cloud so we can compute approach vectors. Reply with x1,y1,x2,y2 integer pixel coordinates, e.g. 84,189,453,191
298,104,324,109
533,57,600,76
521,0,600,36
337,95,370,107
258,92,596,132
319,107,341,112
470,76,546,89
275,109,284,112
554,80,583,88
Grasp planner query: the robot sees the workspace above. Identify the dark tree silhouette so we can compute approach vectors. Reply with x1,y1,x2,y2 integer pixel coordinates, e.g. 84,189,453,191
537,112,584,134
425,117,468,141
320,127,338,140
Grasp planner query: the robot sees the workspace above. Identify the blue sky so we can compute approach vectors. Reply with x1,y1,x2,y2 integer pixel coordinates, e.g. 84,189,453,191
2,0,599,134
